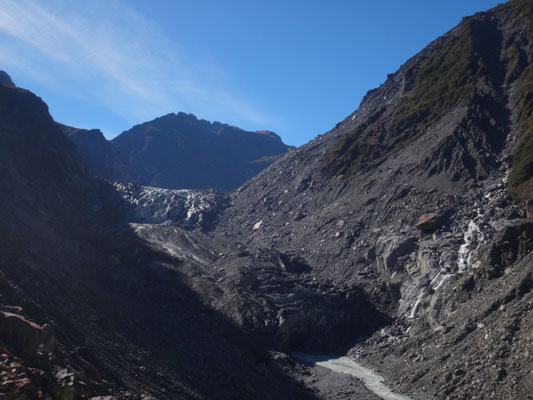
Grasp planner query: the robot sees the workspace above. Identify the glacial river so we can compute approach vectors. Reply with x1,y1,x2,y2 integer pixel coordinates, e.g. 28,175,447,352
293,353,413,400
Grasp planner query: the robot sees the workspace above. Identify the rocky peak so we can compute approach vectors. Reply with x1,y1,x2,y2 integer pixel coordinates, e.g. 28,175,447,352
107,112,290,191
255,130,283,141
0,71,14,86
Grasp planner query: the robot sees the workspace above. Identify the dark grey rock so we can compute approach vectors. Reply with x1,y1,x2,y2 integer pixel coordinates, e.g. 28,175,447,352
0,71,14,86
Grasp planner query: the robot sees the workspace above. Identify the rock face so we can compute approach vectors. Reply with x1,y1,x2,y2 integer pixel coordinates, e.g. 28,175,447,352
64,112,291,191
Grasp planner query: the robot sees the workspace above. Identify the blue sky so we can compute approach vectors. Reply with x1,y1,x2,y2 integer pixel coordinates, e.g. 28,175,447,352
0,0,503,146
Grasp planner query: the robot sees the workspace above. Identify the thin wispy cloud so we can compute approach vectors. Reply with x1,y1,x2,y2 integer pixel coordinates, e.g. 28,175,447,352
0,0,273,133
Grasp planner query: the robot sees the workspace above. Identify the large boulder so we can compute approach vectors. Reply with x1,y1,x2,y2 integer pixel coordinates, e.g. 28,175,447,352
415,213,441,232
0,312,55,357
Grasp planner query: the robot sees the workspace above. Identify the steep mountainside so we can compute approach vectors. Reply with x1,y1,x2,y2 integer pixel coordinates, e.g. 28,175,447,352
213,1,533,398
65,113,290,191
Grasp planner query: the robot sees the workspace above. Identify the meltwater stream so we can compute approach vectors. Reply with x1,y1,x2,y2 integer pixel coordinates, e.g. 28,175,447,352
293,353,413,400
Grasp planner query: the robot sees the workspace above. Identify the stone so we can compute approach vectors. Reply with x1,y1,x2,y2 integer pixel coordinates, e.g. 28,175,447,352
375,234,418,273
0,312,53,358
417,248,439,275
415,213,441,232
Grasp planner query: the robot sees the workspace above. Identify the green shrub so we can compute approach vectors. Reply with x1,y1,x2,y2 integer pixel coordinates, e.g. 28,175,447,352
508,0,533,200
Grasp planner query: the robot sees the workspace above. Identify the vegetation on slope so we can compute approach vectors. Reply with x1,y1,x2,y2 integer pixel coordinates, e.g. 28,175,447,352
324,0,533,200
323,19,486,176
508,0,533,200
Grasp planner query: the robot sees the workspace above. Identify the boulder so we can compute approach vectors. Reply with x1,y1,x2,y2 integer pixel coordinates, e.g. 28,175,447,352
0,312,55,357
415,213,441,232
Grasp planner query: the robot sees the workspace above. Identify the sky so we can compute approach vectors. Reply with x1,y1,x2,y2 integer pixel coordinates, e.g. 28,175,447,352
0,0,504,146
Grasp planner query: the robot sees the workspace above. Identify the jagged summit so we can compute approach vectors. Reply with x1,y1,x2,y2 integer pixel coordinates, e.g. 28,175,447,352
64,111,290,191
122,111,281,140
126,111,237,134
110,111,290,191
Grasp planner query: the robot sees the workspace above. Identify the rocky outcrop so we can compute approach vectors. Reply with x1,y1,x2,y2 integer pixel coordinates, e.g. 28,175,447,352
375,234,418,273
481,221,533,278
61,125,131,181
0,312,54,357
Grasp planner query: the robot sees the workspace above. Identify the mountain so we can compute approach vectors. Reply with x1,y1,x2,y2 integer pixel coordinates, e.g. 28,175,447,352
0,72,316,399
213,1,533,398
2,1,533,399
64,112,291,191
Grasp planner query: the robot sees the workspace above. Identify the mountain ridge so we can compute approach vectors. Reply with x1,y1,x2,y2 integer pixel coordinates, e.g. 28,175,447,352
64,111,291,192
